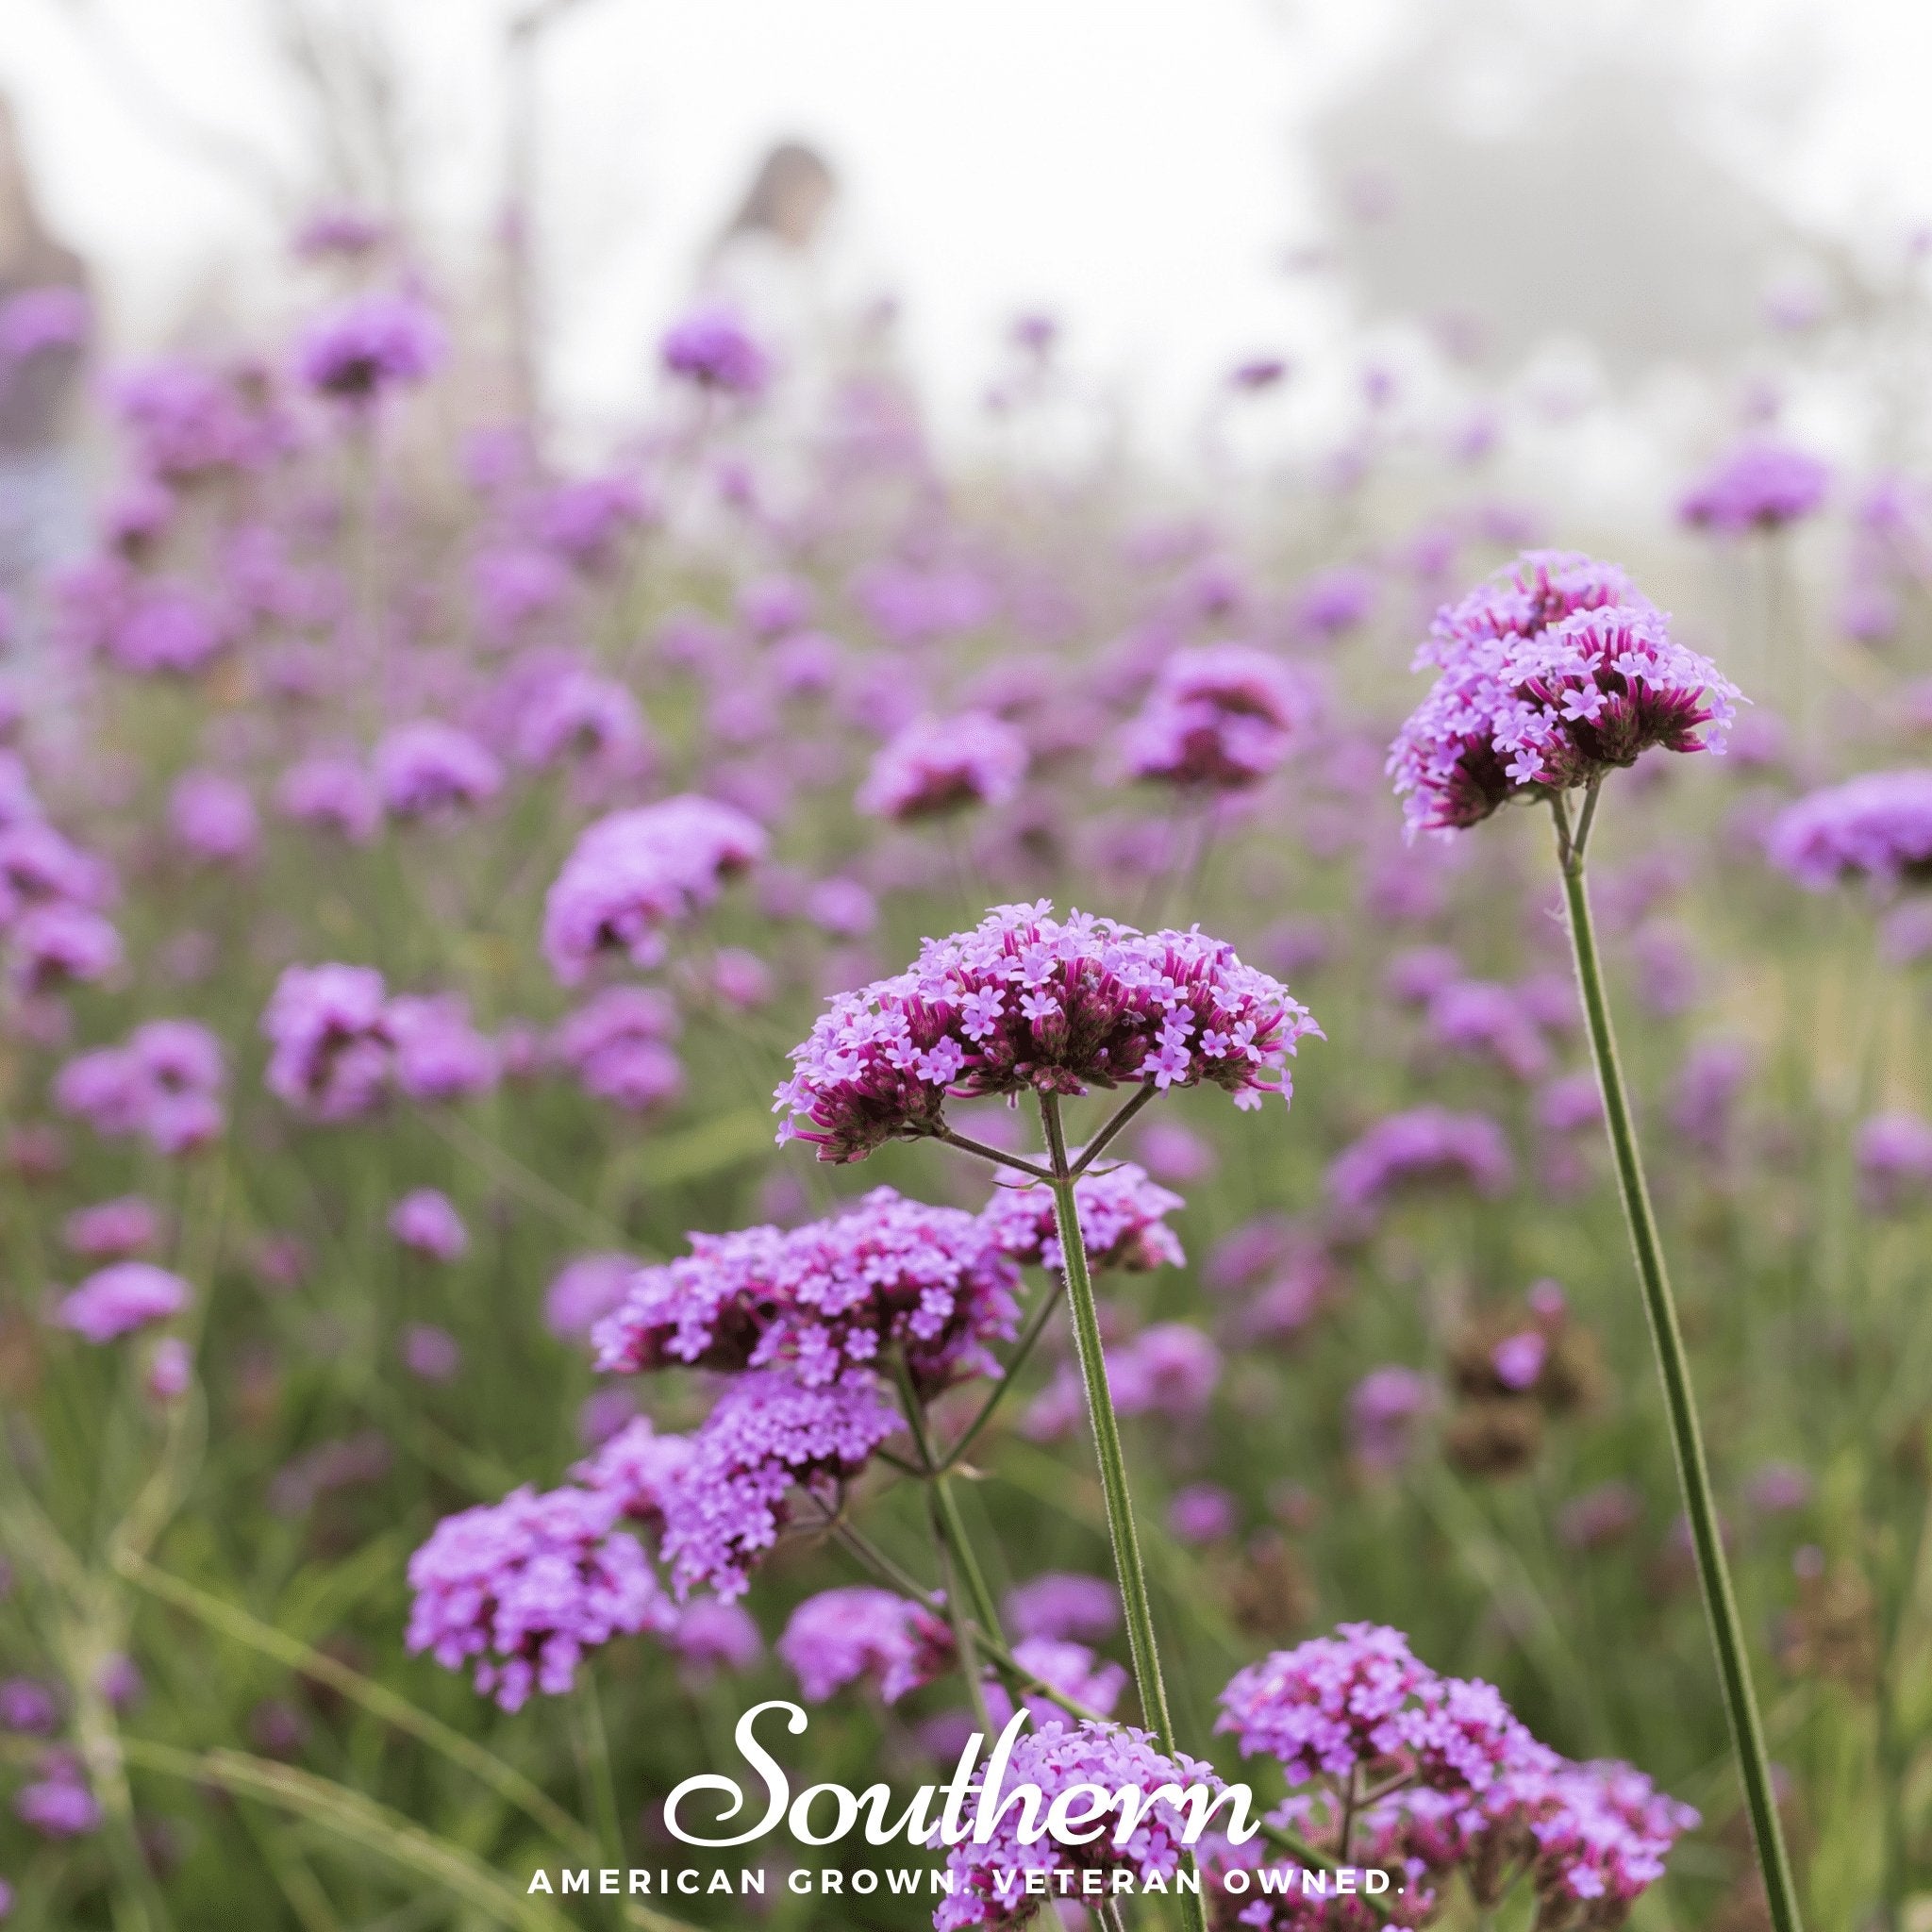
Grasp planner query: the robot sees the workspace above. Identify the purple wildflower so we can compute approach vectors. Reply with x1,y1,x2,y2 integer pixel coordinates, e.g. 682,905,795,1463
777,1588,956,1703
592,1187,1020,1397
979,1161,1186,1273
1349,1368,1434,1473
1426,979,1551,1081
1766,769,1932,890
0,1679,58,1733
1327,1108,1514,1218
542,795,766,982
388,1189,468,1262
1169,1482,1238,1543
515,671,652,779
984,1636,1128,1731
14,1762,101,1839
1121,643,1314,791
1856,1111,1932,1211
659,306,771,395
54,1263,191,1343
544,1253,638,1341
550,986,685,1111
657,1371,902,1599
387,992,499,1103
1678,441,1829,534
401,1324,462,1382
275,757,382,843
294,291,445,403
168,770,259,865
857,711,1029,820
775,902,1319,1161
260,963,394,1123
935,1720,1226,1930
1004,1573,1121,1644
405,1482,673,1710
374,722,503,821
1389,552,1740,837
63,1195,162,1258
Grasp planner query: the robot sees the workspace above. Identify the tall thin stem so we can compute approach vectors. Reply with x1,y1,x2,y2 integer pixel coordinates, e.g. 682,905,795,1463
1037,1091,1206,1932
1552,789,1804,1932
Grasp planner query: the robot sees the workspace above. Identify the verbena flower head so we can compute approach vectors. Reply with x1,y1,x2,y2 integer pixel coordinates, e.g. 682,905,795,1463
1004,1572,1121,1643
550,986,685,1111
775,902,1320,1162
592,1187,1020,1397
63,1195,162,1259
374,722,503,821
660,306,771,395
51,1020,225,1157
1389,552,1740,837
979,1161,1186,1273
1121,642,1315,791
386,993,498,1103
388,1188,468,1262
658,1370,901,1600
571,1415,693,1526
1678,440,1829,535
857,710,1029,820
405,1482,672,1710
545,1252,639,1340
276,757,382,843
1855,1111,1932,1212
936,1720,1225,1930
169,770,259,865
261,963,393,1123
777,1587,955,1703
1327,1108,1514,1218
54,1263,191,1343
983,1636,1129,1731
542,795,766,983
294,291,445,403
1766,769,1932,891
14,1761,101,1839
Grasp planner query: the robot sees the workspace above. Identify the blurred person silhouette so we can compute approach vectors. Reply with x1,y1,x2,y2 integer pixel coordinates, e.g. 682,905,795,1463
0,96,92,617
681,140,913,516
702,141,839,352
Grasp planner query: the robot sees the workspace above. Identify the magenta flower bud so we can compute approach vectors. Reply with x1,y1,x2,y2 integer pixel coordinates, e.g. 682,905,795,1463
777,1588,955,1704
857,710,1028,821
293,291,444,403
55,1263,191,1343
146,1337,192,1403
387,1190,467,1262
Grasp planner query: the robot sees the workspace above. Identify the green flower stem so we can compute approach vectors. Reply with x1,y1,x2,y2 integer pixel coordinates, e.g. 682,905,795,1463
939,1274,1069,1473
572,1677,626,1932
1553,786,1804,1932
1038,1091,1206,1932
891,1357,1006,1730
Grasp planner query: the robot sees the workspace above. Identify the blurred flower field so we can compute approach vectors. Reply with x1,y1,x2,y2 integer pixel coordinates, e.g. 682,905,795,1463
0,224,1929,1932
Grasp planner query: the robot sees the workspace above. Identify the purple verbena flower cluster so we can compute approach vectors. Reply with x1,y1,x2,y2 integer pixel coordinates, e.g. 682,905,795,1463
591,1186,1021,1396
1766,769,1932,890
775,902,1319,1160
1122,643,1314,791
777,1587,956,1703
1389,552,1740,837
404,1481,673,1710
857,710,1029,820
542,795,767,982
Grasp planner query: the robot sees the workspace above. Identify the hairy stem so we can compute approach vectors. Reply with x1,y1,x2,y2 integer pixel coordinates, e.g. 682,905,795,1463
1038,1091,1205,1932
1552,789,1803,1932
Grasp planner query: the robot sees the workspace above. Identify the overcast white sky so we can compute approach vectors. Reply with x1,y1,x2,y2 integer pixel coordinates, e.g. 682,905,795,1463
4,0,1930,452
